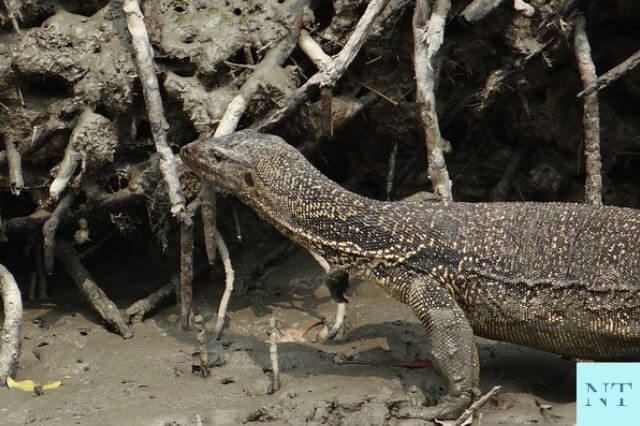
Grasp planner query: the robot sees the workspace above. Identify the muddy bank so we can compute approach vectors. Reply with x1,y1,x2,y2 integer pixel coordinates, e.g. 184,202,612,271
3,248,575,425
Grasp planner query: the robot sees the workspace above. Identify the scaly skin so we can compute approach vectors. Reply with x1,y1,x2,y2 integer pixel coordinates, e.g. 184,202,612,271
180,130,640,420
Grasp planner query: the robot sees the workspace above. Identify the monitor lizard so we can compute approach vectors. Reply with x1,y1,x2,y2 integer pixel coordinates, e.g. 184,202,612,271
180,130,640,420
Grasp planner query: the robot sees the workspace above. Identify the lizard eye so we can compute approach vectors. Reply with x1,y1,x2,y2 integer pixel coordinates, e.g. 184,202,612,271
213,152,224,162
243,172,254,187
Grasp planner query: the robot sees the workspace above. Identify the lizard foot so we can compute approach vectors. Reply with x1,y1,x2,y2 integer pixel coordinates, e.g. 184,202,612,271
318,302,346,341
388,393,473,421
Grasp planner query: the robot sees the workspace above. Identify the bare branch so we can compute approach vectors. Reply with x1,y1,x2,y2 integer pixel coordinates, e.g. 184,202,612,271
413,0,453,200
573,15,602,205
454,385,501,425
123,0,188,222
578,49,640,97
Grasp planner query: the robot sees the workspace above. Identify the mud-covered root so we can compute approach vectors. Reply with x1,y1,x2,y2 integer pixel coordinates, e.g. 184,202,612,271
125,278,177,324
43,191,76,275
49,109,117,201
2,139,24,196
0,263,23,386
55,240,132,338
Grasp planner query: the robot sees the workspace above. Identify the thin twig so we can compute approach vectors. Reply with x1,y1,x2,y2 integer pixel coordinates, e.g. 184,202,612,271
0,263,22,385
213,227,234,339
180,198,202,330
349,78,399,106
454,385,501,425
123,0,188,222
43,191,75,274
573,15,601,205
578,49,640,97
232,206,242,242
56,240,132,338
413,0,453,200
200,186,217,264
180,220,194,331
268,315,280,394
386,141,398,199
223,60,256,70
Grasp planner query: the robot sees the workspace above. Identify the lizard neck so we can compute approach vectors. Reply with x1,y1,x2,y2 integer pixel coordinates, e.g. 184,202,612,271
244,154,450,265
248,156,375,254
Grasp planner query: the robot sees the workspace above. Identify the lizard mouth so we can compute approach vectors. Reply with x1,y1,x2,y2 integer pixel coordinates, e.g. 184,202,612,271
180,142,240,192
180,143,220,182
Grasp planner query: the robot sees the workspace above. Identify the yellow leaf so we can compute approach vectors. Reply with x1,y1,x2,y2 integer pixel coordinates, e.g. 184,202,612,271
42,380,62,391
7,376,63,392
7,377,37,392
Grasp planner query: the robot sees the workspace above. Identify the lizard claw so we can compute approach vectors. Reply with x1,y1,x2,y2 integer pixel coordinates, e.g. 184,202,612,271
318,302,347,341
388,393,473,421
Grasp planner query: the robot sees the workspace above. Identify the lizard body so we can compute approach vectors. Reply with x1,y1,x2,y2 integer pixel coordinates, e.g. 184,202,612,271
180,130,640,419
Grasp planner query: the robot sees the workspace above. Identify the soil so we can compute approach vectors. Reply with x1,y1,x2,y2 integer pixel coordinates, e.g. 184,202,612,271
2,244,576,425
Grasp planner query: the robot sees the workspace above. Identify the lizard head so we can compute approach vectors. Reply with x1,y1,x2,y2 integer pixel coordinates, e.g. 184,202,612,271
180,129,303,204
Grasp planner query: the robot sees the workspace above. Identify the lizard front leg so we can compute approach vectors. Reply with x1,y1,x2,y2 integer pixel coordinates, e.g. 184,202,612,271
390,273,480,420
308,250,348,340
